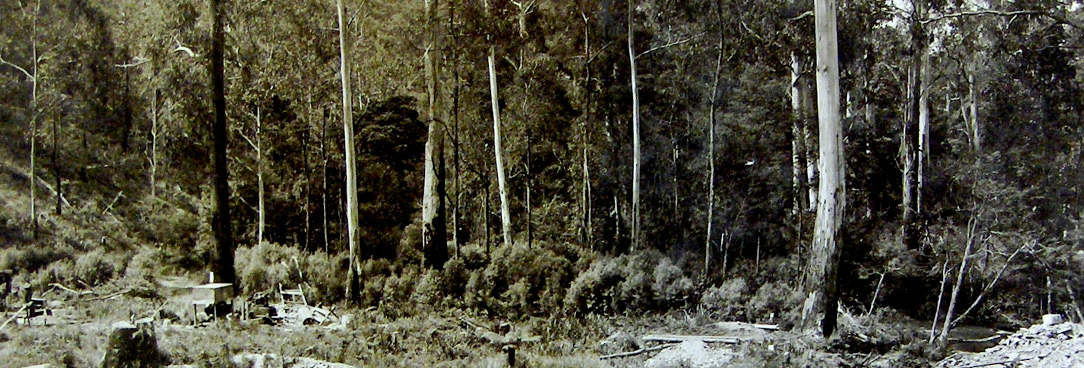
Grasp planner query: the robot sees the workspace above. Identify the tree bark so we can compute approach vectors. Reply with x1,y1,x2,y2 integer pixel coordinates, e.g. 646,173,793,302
628,0,642,252
450,0,461,257
802,0,845,339
336,0,361,302
210,0,235,285
902,0,926,250
791,53,809,268
803,73,818,213
422,0,448,268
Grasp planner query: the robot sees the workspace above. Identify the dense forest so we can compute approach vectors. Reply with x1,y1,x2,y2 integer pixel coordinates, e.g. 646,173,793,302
2,0,1084,357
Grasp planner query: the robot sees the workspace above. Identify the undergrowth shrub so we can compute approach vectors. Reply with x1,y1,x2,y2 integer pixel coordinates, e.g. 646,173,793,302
565,249,697,315
653,256,695,306
473,241,577,319
381,265,420,318
747,281,803,325
0,244,74,274
74,249,120,287
701,277,750,319
235,242,348,304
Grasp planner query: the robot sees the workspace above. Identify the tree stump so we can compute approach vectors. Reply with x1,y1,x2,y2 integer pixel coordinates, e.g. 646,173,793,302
101,321,164,368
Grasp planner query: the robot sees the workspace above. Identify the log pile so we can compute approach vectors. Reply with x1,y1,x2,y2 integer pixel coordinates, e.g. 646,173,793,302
937,316,1084,368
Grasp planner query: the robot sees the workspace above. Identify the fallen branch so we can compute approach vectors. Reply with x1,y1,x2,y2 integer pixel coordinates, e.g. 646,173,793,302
751,323,779,331
599,343,675,360
643,334,744,344
0,303,30,330
948,334,1003,344
47,283,94,296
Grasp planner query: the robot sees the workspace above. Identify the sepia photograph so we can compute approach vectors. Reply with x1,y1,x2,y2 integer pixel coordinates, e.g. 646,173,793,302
1,0,1084,367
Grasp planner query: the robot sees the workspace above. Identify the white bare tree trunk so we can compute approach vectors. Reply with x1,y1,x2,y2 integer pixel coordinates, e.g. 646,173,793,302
802,0,845,338
150,88,158,198
628,0,642,251
336,0,361,302
421,0,447,267
256,107,264,246
917,50,929,216
705,37,723,276
968,61,981,152
488,52,512,248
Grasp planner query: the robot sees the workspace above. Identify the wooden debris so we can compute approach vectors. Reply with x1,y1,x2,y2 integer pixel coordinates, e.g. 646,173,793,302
0,303,30,330
600,343,676,360
643,335,745,344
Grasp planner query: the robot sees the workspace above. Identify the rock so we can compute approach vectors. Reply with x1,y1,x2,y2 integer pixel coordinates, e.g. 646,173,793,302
645,340,734,368
1043,314,1065,326
231,354,353,368
936,320,1084,368
101,320,165,368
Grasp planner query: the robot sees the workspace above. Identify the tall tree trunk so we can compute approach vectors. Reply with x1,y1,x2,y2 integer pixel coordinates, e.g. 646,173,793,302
526,126,533,249
303,92,312,251
803,74,818,212
30,1,39,239
256,107,264,246
484,0,512,248
705,36,723,277
53,101,60,216
791,53,809,265
322,108,330,254
940,217,977,345
967,61,980,152
627,0,642,252
450,0,461,257
802,0,845,338
210,0,235,285
902,1,925,250
337,0,361,302
488,52,511,248
582,13,593,249
150,88,158,198
917,49,929,217
422,0,448,268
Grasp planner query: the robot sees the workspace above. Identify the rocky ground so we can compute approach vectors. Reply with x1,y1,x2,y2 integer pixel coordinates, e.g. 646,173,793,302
936,317,1084,368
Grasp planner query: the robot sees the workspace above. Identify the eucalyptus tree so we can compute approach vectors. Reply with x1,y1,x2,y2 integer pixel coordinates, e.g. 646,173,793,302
421,0,449,268
336,0,361,302
802,0,845,338
209,0,235,284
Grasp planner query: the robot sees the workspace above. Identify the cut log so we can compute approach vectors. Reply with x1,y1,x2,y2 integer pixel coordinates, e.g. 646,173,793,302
599,343,676,360
642,335,744,344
